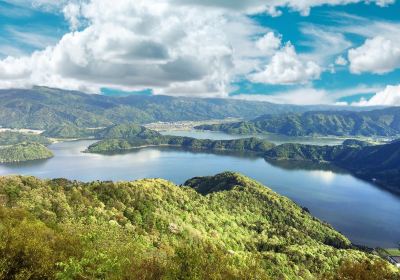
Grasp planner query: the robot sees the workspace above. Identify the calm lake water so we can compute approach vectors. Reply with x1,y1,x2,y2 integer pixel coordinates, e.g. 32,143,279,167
0,131,399,248
160,130,347,145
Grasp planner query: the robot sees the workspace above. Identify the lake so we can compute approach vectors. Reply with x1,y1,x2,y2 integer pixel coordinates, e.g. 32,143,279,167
160,130,347,145
0,132,399,248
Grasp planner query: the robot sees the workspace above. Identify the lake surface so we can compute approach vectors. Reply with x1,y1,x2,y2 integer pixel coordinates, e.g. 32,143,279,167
0,132,399,248
160,130,347,145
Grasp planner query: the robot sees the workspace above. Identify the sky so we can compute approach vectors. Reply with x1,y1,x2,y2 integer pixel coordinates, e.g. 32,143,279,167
0,0,399,106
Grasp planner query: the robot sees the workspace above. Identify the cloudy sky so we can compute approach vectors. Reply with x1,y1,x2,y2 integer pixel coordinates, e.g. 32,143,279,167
0,0,399,105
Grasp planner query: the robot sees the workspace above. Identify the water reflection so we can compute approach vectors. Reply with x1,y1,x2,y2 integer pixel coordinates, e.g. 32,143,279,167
0,139,399,248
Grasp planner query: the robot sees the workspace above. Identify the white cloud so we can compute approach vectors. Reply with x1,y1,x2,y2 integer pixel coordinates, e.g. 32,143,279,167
234,88,332,105
348,36,400,74
299,25,352,65
335,55,348,66
63,3,82,31
234,84,384,105
5,26,58,49
0,0,396,98
0,0,257,95
354,85,400,106
171,0,394,17
249,43,321,85
255,32,281,55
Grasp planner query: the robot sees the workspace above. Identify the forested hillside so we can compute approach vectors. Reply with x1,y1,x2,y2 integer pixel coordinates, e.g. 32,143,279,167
196,108,400,137
0,172,398,279
0,143,53,163
265,140,400,195
0,87,380,130
0,131,51,145
0,87,306,129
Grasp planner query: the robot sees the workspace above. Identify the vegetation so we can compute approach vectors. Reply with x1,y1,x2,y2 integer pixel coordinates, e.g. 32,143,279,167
97,123,161,139
196,108,400,137
0,143,53,163
0,87,313,130
0,172,398,279
0,131,51,146
265,140,400,195
86,123,275,154
42,124,98,139
86,124,400,195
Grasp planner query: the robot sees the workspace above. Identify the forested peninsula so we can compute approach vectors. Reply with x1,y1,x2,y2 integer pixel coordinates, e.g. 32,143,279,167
86,124,400,195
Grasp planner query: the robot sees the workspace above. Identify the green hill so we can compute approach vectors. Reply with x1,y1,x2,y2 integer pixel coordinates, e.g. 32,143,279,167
97,123,161,139
196,108,400,137
0,131,51,146
0,172,397,279
42,124,98,139
0,143,53,163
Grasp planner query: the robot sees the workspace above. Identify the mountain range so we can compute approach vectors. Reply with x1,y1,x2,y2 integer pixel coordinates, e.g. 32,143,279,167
0,87,382,130
196,108,400,137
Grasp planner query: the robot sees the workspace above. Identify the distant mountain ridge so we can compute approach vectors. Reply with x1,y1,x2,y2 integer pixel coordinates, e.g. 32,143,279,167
0,87,384,129
196,108,400,137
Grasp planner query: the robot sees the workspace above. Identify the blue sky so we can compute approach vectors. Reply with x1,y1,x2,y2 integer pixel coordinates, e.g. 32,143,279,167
0,0,399,105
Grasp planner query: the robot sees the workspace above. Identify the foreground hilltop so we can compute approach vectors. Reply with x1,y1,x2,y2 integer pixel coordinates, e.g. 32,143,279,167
0,172,398,279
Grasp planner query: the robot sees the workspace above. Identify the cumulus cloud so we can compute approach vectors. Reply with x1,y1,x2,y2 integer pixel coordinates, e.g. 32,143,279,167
0,0,258,95
0,0,396,97
355,85,400,106
249,43,321,85
348,36,400,74
256,32,281,55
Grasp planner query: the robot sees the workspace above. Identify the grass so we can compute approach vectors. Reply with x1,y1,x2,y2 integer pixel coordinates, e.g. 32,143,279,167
385,248,400,256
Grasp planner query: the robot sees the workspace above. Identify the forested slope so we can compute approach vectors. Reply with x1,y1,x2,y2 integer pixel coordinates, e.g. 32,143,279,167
0,172,397,279
0,87,307,129
196,108,400,137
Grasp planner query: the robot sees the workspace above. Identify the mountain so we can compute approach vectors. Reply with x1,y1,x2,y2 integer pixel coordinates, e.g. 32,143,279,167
0,87,381,130
0,143,53,163
1,172,397,279
0,87,298,129
196,108,400,137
